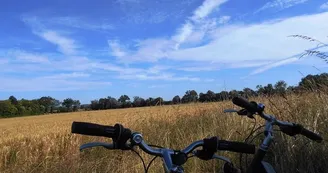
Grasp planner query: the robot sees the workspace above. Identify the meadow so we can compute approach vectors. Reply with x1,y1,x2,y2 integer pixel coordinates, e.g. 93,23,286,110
0,93,327,173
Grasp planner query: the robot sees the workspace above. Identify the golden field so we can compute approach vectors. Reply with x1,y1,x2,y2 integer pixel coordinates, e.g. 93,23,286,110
0,93,327,173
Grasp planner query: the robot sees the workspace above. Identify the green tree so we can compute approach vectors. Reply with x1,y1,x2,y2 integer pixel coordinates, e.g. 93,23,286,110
274,80,287,95
0,100,18,117
72,100,81,111
229,90,239,99
199,93,207,102
243,88,257,98
206,90,216,101
38,96,56,113
172,95,181,104
118,95,131,108
9,96,18,105
133,96,146,107
146,97,155,106
154,97,164,106
181,90,198,103
62,98,74,111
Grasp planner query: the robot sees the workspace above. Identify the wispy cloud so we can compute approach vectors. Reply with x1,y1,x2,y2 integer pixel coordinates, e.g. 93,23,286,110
111,0,229,63
41,72,90,79
108,40,127,57
0,77,111,92
48,17,114,31
255,0,308,13
109,38,173,63
118,73,201,82
167,12,328,63
204,78,215,82
22,16,114,32
173,22,194,49
14,51,49,63
190,0,228,22
148,84,171,89
106,11,328,76
320,2,328,10
250,57,299,75
172,0,228,50
218,16,231,24
37,31,78,55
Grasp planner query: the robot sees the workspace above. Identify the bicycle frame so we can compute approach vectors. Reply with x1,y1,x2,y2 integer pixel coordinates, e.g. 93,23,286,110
242,103,300,173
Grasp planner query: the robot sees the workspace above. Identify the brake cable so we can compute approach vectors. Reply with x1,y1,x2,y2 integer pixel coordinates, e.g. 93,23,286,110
131,148,147,173
145,144,164,172
146,156,158,173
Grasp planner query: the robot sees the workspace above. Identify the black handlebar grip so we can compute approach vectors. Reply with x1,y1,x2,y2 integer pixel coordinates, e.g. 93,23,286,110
232,96,259,113
71,121,116,138
301,127,323,142
218,140,256,154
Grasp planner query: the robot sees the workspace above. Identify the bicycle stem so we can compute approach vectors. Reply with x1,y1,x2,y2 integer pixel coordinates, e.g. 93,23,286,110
131,133,185,173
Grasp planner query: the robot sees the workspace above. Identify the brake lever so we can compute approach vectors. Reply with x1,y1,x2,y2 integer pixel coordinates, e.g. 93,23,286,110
224,109,238,113
224,109,255,119
80,142,114,151
212,154,232,163
191,150,231,163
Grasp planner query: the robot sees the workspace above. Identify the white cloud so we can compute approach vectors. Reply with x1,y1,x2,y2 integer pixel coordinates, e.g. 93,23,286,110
14,51,49,63
109,12,328,75
190,0,228,22
22,16,114,32
168,12,328,64
147,65,173,74
320,2,328,10
172,0,228,49
41,72,90,79
37,31,78,55
0,77,111,92
204,79,215,82
112,0,229,62
148,84,171,88
250,57,299,75
49,17,114,31
117,73,201,82
177,65,220,71
173,22,194,49
218,16,231,24
255,0,308,13
111,38,174,63
108,40,127,57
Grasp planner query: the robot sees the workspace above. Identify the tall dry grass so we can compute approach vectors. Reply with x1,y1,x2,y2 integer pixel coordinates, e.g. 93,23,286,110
0,93,327,173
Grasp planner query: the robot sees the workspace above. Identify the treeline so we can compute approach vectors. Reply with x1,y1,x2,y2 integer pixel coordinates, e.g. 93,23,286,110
1,73,328,118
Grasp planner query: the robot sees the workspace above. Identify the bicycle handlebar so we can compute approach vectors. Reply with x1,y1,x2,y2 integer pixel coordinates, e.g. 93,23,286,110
72,122,256,154
72,121,117,138
230,96,323,143
72,122,256,173
232,96,260,113
279,123,323,142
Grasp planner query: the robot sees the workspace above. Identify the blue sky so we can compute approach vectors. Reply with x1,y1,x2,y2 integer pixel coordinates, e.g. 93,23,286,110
1,0,328,103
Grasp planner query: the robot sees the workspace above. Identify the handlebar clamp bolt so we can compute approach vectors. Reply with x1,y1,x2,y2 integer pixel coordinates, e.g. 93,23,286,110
132,133,143,144
258,103,265,111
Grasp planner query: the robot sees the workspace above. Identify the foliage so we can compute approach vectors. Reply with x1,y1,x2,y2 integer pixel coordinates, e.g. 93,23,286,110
1,73,328,117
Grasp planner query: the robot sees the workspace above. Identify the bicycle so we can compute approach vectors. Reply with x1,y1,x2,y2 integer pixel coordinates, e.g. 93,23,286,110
71,121,255,173
223,96,323,173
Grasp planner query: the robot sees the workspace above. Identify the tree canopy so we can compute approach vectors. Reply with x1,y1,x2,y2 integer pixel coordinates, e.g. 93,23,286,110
1,73,327,118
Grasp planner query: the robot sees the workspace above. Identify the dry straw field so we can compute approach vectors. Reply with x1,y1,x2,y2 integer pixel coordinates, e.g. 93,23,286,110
0,93,327,173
